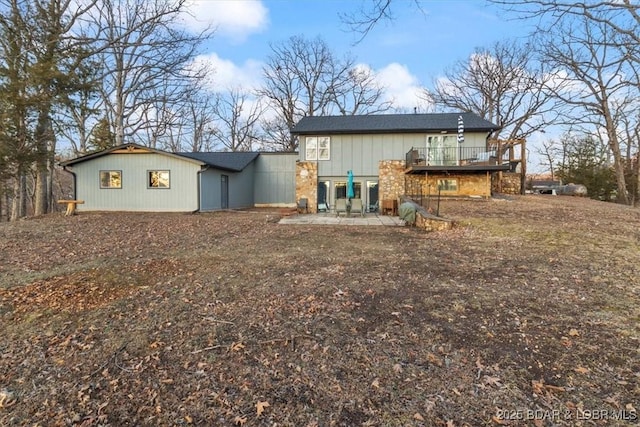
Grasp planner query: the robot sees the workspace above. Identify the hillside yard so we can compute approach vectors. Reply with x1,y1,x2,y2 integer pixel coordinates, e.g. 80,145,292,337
1,195,639,426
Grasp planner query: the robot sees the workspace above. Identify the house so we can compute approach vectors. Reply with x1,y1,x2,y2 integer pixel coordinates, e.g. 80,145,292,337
291,112,525,213
59,112,525,214
60,143,297,212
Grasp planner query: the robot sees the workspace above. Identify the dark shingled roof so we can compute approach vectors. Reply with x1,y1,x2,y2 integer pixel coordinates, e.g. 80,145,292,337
291,113,499,135
177,151,260,172
60,143,260,172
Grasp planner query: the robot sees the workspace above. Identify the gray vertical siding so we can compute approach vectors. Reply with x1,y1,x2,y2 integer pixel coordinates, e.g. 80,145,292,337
299,132,489,177
254,153,297,206
72,153,201,211
199,164,256,211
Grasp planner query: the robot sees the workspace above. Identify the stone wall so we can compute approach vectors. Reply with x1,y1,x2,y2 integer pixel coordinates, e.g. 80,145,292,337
406,172,492,198
379,160,406,203
296,161,317,212
493,172,522,195
400,196,454,232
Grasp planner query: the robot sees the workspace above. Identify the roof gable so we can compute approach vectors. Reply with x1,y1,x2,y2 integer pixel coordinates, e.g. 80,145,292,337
60,143,205,167
60,143,260,172
291,113,499,135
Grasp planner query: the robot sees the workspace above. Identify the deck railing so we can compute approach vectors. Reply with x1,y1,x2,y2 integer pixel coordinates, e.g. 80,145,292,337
405,146,513,167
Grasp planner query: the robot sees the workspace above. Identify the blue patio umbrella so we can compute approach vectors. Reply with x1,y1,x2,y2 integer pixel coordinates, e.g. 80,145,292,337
347,170,355,199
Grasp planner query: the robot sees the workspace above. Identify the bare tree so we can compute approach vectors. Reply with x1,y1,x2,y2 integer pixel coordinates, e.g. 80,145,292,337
87,0,212,147
620,111,640,205
259,35,392,151
259,117,293,152
538,14,637,204
159,90,218,153
425,40,560,140
491,1,640,50
184,92,217,153
331,66,393,115
491,0,640,204
258,35,351,151
211,88,264,152
535,138,560,181
339,0,424,44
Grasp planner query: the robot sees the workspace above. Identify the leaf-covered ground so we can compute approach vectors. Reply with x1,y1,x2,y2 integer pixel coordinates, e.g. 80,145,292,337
0,195,639,426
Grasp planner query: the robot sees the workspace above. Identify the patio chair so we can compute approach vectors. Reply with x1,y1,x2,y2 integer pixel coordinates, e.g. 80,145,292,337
335,198,347,217
350,198,364,217
297,198,308,214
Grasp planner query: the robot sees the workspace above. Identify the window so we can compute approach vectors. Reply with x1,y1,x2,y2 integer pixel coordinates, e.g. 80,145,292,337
427,135,458,166
335,181,361,199
305,136,330,160
437,179,458,192
148,170,170,188
318,137,330,160
100,170,122,189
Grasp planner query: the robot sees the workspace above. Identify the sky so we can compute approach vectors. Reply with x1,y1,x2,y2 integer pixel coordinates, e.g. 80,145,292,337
177,0,548,171
181,0,537,111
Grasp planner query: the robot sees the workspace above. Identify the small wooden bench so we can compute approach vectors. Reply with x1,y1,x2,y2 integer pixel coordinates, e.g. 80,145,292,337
57,200,84,216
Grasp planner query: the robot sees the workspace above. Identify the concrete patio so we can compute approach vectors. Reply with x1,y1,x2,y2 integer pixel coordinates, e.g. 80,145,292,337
278,212,405,226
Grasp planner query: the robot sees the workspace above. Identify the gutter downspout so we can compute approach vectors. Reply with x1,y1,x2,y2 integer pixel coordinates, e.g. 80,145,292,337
194,165,209,213
62,165,77,200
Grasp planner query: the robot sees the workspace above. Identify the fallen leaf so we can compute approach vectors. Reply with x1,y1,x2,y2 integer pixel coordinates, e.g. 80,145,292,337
231,342,245,352
604,396,619,408
483,375,502,387
185,415,193,424
491,415,509,425
234,416,247,426
413,412,424,421
574,366,589,374
446,420,455,427
393,363,403,373
427,352,443,367
256,400,270,416
371,378,380,389
568,328,580,337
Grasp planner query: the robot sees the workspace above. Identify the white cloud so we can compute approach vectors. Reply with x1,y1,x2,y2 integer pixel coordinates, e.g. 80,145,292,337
181,0,268,42
194,53,264,92
374,63,427,111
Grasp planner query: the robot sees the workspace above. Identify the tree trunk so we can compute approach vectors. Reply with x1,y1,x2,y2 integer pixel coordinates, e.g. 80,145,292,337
34,167,48,216
34,111,53,215
634,154,640,207
605,118,630,205
10,171,27,221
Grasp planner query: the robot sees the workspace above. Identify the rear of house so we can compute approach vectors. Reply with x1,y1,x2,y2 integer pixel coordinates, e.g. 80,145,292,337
291,113,525,213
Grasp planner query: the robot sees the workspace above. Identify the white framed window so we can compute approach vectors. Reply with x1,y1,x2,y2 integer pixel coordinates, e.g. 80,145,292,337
305,136,330,160
100,170,122,189
318,136,330,160
148,170,170,188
